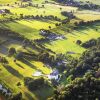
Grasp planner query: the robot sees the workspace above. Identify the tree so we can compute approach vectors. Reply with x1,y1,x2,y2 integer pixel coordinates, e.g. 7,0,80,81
42,5,44,8
76,40,82,45
20,14,24,18
49,26,51,29
8,47,16,55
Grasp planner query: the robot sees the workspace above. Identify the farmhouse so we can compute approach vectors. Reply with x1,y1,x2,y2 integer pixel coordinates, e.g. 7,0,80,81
40,29,65,40
47,69,60,81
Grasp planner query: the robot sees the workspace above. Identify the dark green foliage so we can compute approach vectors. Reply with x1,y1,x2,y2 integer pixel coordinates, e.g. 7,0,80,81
8,47,16,55
0,56,8,64
81,38,97,48
55,0,100,10
48,39,100,100
76,40,82,45
61,11,75,19
12,92,22,100
49,76,100,100
24,77,50,91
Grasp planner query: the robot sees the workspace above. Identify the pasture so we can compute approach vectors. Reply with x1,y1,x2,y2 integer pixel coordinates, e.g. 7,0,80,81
0,19,59,39
45,22,100,56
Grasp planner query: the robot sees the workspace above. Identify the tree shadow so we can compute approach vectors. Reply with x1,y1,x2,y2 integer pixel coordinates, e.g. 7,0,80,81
0,45,8,55
20,58,37,70
3,65,23,79
16,63,25,69
3,21,38,34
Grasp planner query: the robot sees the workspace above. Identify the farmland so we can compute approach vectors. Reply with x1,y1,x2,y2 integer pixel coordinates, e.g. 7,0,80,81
0,0,100,100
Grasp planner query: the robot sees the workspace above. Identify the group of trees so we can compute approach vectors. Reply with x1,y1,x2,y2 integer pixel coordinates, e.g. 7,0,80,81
0,13,62,23
74,20,100,28
48,37,100,99
81,38,100,48
56,0,100,10
8,47,16,56
76,37,100,48
0,56,8,64
49,75,100,100
24,77,50,91
61,11,75,19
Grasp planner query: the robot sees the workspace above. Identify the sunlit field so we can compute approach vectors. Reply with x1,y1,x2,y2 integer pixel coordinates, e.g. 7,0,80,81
0,0,100,99
45,22,100,56
0,19,59,39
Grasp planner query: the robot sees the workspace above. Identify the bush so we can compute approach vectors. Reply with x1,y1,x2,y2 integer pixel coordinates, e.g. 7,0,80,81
8,47,16,55
93,57,100,63
76,40,82,45
24,77,49,91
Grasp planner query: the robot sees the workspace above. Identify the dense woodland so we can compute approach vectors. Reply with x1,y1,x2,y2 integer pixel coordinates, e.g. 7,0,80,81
48,39,100,100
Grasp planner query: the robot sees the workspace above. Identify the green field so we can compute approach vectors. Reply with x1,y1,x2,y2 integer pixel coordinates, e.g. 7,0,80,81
45,23,100,56
0,19,58,39
0,0,100,99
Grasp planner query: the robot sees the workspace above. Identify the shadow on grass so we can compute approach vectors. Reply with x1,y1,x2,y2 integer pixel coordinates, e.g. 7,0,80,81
3,64,23,79
0,45,8,55
20,58,37,70
16,63,25,69
3,20,38,34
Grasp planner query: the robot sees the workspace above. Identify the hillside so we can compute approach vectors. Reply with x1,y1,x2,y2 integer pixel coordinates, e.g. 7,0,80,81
0,0,100,100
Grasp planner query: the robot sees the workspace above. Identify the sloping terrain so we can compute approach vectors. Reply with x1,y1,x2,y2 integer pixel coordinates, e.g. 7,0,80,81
0,0,100,100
